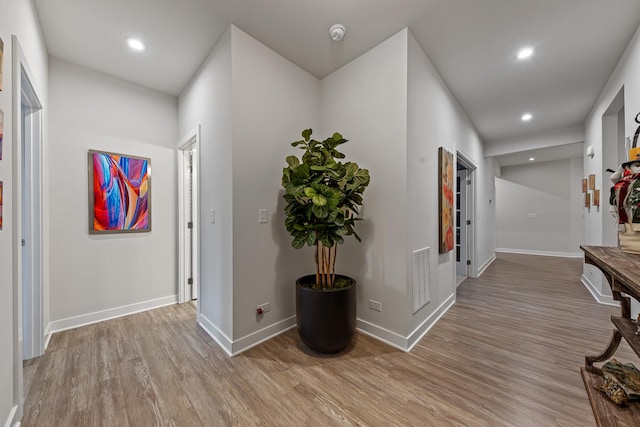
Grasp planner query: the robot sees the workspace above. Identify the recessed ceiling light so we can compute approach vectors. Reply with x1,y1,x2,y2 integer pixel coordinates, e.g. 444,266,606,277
521,113,533,122
127,38,145,52
517,47,534,60
529,157,535,161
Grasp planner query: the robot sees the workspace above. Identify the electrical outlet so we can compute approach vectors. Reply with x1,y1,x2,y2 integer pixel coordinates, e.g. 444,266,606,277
258,302,270,313
259,209,268,223
369,300,382,312
210,209,215,224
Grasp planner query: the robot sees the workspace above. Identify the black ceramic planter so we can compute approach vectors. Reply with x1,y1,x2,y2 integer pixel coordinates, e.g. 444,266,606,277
296,274,356,354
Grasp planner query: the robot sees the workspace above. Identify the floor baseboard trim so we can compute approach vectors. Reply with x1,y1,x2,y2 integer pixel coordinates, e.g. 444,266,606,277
581,275,619,307
44,323,52,351
496,248,583,258
47,295,178,334
4,405,18,427
356,320,409,352
197,313,233,357
477,254,497,277
406,293,456,352
231,317,297,356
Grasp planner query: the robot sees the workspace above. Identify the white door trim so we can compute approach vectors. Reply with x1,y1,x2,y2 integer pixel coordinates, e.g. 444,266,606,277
12,34,45,421
455,150,478,278
178,126,200,306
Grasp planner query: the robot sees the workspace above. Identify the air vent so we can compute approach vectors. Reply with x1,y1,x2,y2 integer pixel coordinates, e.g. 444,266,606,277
412,247,431,313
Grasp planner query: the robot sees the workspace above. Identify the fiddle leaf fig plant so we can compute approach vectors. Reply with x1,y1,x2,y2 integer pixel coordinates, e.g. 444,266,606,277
282,129,370,288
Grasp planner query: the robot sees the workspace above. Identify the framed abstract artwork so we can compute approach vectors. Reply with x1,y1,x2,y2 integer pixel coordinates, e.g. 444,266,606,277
438,147,454,254
88,150,151,234
0,108,3,160
0,180,3,229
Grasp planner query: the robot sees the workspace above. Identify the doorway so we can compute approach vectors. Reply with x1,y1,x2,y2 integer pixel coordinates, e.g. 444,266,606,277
12,35,45,421
178,126,200,305
455,152,477,284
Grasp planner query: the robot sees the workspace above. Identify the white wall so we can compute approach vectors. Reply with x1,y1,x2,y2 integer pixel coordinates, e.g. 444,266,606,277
496,158,583,257
180,26,320,354
320,29,409,342
48,58,178,327
406,31,494,340
583,23,640,314
179,28,235,350
0,0,49,424
230,27,320,345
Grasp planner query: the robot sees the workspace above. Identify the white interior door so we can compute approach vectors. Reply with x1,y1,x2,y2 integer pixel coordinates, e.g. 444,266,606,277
178,127,200,304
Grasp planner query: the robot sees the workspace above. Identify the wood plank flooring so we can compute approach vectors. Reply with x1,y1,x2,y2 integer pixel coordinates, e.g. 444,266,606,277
22,253,638,426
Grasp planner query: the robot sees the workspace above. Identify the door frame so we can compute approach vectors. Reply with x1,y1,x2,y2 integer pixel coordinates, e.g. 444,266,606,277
177,125,200,305
455,150,478,278
12,35,45,420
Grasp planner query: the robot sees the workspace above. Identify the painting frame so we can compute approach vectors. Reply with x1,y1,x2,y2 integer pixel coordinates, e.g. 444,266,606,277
588,174,595,190
582,178,587,193
438,147,454,254
0,180,3,230
88,149,151,234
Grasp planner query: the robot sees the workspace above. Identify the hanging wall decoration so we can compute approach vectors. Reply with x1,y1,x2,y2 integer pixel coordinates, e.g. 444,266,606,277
0,108,3,160
88,150,151,234
582,179,587,193
0,181,3,229
438,147,454,254
0,37,4,91
589,174,596,190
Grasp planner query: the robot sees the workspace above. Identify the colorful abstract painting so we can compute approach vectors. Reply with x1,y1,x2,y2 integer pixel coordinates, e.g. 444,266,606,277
89,150,150,233
438,147,454,254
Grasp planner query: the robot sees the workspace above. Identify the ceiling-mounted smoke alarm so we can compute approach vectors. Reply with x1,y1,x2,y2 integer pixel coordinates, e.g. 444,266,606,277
329,24,346,42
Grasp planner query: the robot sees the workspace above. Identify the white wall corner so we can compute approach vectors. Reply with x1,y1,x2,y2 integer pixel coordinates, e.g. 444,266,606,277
477,253,497,277
581,275,619,307
197,313,233,357
3,406,19,427
230,316,296,356
47,295,178,334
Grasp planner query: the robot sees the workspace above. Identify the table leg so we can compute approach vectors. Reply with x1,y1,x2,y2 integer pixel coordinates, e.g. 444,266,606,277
585,329,623,374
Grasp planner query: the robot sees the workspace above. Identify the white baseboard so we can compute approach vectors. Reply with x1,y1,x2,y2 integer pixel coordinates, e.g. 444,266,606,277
197,313,233,357
4,406,18,427
406,293,456,351
356,319,410,352
232,316,297,356
477,254,496,277
44,323,52,351
47,295,178,334
496,248,583,258
356,293,456,352
198,313,297,357
581,275,619,307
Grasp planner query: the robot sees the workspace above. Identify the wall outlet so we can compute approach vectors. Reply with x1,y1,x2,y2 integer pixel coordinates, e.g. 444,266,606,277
369,299,382,312
257,302,270,313
527,213,537,219
210,209,215,224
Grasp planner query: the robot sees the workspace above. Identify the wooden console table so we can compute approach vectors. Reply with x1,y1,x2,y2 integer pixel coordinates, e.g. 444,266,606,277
580,245,640,426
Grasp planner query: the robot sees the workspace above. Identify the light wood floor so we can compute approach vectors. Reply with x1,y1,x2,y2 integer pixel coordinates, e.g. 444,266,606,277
22,253,637,426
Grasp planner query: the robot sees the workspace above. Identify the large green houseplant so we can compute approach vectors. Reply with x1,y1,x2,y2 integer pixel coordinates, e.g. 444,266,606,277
282,129,370,352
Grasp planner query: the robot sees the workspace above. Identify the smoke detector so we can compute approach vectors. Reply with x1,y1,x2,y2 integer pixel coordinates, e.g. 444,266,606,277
329,24,346,42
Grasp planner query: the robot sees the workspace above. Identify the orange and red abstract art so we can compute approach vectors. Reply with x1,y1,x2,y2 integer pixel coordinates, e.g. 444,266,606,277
438,147,454,254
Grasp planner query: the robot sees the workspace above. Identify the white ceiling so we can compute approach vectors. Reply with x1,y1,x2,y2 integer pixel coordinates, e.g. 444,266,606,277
33,0,640,144
494,142,584,168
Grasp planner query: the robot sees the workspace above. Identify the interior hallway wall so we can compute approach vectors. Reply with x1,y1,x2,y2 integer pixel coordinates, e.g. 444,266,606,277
48,58,178,329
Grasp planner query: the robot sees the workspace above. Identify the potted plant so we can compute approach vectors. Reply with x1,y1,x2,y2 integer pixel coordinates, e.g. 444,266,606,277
281,129,370,353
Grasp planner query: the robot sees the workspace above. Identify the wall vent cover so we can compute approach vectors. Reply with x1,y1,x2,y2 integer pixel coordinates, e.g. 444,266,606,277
413,247,431,313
